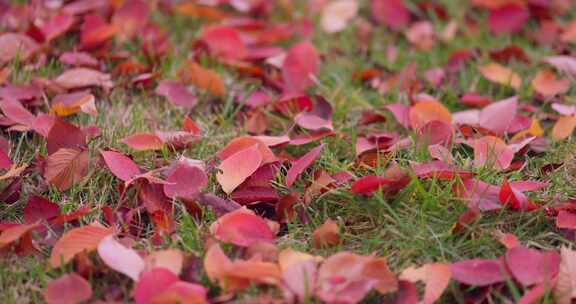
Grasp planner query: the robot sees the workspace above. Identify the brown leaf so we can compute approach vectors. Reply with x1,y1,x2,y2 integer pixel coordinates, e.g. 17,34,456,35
44,148,90,191
312,219,340,249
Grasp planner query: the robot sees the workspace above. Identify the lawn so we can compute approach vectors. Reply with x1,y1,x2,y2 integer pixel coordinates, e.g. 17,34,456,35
1,0,576,303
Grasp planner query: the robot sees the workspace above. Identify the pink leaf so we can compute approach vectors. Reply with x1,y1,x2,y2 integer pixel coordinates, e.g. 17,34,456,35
286,144,323,187
450,259,506,286
210,208,275,247
163,163,207,199
100,150,141,182
216,145,263,194
155,80,198,109
371,0,410,30
505,246,560,286
199,26,247,60
134,268,179,304
282,42,319,94
97,235,145,281
43,273,92,304
479,96,518,135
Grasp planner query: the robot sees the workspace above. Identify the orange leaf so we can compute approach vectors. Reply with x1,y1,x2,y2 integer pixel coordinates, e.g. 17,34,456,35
552,116,576,140
51,92,97,117
44,148,90,191
121,132,164,151
50,223,113,268
400,263,452,304
182,61,225,97
478,63,521,90
531,69,570,97
0,223,38,249
312,219,340,249
409,101,452,130
216,145,263,194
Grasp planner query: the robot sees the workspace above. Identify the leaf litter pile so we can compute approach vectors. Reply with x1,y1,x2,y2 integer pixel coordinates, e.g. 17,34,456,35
3,0,576,303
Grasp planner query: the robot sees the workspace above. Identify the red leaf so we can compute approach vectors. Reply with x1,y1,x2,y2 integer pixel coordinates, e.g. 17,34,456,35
210,208,275,247
557,211,576,229
43,273,92,304
499,179,538,211
294,96,333,131
155,80,198,109
134,268,179,304
408,101,452,130
0,223,39,249
487,4,529,34
100,150,141,182
217,136,277,164
351,176,396,195
505,246,560,286
163,163,207,199
0,97,36,128
450,259,506,286
371,0,410,30
23,196,60,224
286,144,323,187
39,14,75,42
199,26,247,60
112,0,150,40
46,119,86,155
282,42,319,94
53,68,113,90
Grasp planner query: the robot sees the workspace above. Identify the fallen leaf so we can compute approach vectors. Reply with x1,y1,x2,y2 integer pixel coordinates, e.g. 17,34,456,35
286,144,323,187
43,273,92,304
0,33,39,64
320,0,359,33
371,0,410,29
552,116,576,140
216,145,263,194
44,148,90,191
532,69,570,97
282,42,319,94
210,208,275,246
134,268,179,304
155,80,198,109
97,235,145,281
312,219,340,248
54,68,113,90
50,223,113,268
478,63,521,89
121,133,164,151
400,263,451,304
450,259,506,286
100,150,141,182
408,100,452,130
182,61,225,97
555,247,576,304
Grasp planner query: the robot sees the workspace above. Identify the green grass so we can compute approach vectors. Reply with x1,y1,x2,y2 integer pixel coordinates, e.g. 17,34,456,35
1,0,576,303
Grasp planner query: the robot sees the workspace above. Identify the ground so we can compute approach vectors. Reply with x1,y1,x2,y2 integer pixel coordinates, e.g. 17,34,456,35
1,0,576,303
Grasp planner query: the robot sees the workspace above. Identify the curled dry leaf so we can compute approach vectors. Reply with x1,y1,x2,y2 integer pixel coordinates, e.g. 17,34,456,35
50,223,113,268
43,273,92,304
312,218,340,248
204,244,281,293
478,63,521,90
